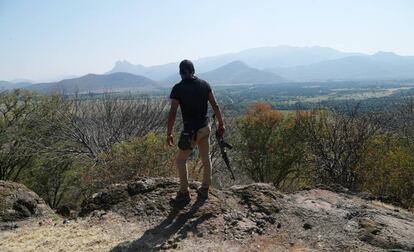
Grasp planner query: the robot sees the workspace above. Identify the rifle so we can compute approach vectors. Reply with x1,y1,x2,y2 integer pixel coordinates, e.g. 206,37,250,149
212,114,235,180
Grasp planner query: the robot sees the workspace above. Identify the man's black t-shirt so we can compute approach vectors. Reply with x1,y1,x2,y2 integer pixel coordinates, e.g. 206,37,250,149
170,76,212,132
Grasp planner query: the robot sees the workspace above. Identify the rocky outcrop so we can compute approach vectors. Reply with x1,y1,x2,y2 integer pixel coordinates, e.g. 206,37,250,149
80,177,414,251
0,180,54,222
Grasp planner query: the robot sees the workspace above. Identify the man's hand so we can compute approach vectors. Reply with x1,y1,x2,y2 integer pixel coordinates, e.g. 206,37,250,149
218,123,225,137
167,134,174,146
208,91,225,137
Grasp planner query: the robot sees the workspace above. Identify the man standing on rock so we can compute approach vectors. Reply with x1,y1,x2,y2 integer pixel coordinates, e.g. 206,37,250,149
167,59,225,204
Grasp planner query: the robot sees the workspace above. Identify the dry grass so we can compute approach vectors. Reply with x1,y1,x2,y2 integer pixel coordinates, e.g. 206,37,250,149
0,214,302,252
0,213,145,252
0,212,253,252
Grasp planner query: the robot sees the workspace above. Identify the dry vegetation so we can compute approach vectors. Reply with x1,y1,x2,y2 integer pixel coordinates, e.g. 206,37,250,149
1,89,414,213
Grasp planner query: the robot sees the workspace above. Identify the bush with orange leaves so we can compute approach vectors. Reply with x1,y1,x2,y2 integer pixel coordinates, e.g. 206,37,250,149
235,102,311,188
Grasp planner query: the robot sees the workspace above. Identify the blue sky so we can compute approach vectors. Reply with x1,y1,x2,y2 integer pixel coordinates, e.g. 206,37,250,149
1,0,413,81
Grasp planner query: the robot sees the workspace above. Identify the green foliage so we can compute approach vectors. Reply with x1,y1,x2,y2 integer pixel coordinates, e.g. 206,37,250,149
21,156,83,209
1,91,172,209
301,109,378,189
357,134,414,208
2,89,414,211
0,90,37,181
108,132,176,177
83,132,176,192
235,103,311,188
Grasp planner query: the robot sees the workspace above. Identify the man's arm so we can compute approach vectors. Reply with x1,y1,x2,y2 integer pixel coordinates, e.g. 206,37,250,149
208,91,225,136
167,99,179,146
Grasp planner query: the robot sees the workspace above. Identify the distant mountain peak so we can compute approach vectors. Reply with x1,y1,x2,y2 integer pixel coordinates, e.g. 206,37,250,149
222,60,250,68
108,60,148,75
199,60,285,85
84,73,98,78
114,60,142,67
373,51,399,57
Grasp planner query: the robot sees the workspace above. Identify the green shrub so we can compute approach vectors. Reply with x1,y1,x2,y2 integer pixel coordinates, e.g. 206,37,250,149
235,103,311,188
83,132,177,192
357,134,414,208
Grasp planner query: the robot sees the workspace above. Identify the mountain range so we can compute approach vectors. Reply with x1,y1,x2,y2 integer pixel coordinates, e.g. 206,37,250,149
266,51,414,81
160,60,285,86
0,81,32,91
109,46,414,82
24,72,159,94
108,45,364,81
3,46,414,93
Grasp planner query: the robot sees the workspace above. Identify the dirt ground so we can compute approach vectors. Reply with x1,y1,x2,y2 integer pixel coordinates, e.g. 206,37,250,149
0,212,304,252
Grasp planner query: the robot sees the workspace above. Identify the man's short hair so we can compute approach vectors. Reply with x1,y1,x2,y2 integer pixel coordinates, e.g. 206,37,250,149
179,59,195,75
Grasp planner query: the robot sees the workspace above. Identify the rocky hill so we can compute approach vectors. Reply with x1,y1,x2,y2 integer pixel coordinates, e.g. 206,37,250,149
1,177,414,251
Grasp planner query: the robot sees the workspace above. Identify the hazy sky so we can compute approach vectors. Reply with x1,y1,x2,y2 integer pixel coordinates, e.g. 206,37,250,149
1,0,413,81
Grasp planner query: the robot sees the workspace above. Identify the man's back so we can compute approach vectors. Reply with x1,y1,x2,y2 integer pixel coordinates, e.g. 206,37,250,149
170,77,212,131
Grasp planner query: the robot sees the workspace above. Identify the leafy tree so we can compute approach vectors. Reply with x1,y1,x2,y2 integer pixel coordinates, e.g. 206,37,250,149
22,157,81,209
0,90,36,181
83,132,176,192
357,134,414,207
236,103,310,187
301,108,378,189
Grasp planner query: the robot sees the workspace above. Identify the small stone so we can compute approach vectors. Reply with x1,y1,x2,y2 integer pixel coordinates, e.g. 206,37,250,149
264,216,276,224
303,223,312,230
256,219,266,228
371,229,381,235
255,213,264,219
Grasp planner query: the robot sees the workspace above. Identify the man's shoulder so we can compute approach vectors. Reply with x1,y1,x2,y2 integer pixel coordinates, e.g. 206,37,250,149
194,77,211,88
170,81,184,99
172,81,184,89
195,77,208,84
171,77,210,89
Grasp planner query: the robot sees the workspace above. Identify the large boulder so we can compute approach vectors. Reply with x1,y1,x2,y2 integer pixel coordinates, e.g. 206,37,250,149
0,180,54,222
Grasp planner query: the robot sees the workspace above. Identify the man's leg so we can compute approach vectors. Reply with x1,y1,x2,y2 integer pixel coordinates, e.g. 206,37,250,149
197,126,212,189
175,148,192,193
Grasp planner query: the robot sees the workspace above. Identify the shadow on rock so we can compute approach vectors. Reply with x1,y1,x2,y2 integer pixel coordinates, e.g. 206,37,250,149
111,197,210,252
